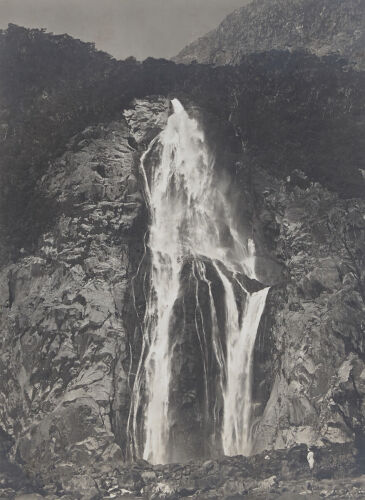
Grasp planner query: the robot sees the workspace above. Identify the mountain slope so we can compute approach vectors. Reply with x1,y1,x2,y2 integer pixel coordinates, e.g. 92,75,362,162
174,0,365,68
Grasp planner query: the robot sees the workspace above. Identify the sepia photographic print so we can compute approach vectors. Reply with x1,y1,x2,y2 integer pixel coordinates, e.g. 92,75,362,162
0,0,364,498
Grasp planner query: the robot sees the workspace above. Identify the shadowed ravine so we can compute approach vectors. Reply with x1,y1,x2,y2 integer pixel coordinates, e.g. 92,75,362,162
127,99,269,464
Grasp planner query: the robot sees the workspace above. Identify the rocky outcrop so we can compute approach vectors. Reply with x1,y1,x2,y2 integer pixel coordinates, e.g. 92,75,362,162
174,0,365,69
250,167,365,455
0,99,168,495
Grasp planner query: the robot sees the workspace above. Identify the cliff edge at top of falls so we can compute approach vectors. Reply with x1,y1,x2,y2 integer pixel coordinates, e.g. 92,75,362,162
174,0,365,69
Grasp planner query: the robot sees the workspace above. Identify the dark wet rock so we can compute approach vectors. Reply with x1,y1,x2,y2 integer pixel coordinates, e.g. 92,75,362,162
124,99,169,147
62,474,100,499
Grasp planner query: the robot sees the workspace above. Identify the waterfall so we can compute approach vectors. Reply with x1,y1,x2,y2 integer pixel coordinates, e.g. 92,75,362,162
128,99,268,464
222,286,269,456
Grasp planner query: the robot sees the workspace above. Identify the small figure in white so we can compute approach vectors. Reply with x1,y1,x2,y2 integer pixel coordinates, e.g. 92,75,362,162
307,447,315,471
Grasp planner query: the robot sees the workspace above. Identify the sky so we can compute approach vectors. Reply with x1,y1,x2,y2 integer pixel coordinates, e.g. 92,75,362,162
0,0,250,60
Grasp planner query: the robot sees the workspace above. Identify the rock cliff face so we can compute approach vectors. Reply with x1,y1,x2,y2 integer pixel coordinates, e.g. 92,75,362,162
0,99,168,496
174,0,365,68
249,166,365,455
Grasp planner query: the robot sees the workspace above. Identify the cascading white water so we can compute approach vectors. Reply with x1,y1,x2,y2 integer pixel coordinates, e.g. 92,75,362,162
222,286,269,456
128,98,269,464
